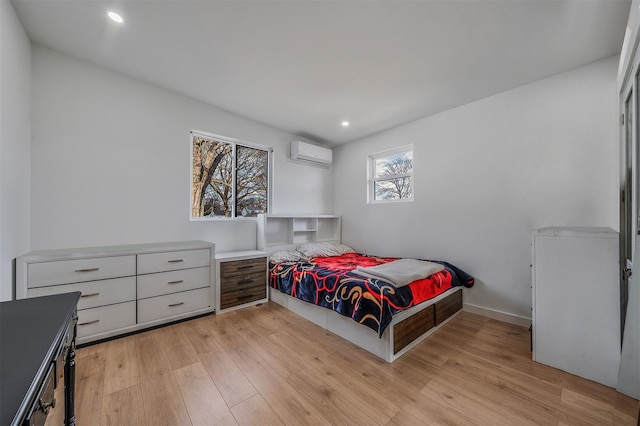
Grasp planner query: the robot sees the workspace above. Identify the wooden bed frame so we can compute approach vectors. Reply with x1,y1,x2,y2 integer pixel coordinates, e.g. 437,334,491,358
257,214,465,362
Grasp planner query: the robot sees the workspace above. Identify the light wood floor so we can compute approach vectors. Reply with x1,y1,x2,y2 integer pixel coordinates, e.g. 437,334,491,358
46,302,639,426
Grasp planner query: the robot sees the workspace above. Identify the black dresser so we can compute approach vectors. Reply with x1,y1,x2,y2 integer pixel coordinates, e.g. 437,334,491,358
1,292,80,426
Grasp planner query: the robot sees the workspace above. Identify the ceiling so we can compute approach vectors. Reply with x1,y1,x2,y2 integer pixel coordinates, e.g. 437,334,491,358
11,0,630,145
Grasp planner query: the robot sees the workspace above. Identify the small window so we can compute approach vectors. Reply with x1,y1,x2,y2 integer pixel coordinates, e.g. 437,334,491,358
368,145,413,203
191,131,272,219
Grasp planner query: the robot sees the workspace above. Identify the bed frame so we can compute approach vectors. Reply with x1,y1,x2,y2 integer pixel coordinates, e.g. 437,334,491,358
257,214,464,362
269,285,463,362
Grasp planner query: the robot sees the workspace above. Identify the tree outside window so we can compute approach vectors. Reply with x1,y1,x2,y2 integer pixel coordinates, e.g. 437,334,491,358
191,132,270,218
369,146,413,202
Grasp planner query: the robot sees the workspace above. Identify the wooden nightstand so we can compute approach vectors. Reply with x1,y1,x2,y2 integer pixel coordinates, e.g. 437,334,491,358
215,250,268,313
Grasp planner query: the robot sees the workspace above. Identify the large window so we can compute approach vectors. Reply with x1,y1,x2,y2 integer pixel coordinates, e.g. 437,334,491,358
191,131,271,219
368,145,413,203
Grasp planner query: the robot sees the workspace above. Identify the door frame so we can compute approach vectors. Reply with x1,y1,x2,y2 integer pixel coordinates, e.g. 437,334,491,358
619,0,640,343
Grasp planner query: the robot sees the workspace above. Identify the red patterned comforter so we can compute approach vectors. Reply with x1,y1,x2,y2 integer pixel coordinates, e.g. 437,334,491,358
269,252,474,336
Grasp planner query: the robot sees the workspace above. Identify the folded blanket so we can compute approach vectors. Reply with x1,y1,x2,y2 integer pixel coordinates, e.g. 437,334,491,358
352,258,445,287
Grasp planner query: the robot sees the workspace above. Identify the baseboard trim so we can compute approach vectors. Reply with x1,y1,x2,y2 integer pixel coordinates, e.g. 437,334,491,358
463,303,531,328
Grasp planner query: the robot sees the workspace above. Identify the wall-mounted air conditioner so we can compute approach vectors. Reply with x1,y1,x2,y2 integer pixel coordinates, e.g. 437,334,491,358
290,140,332,167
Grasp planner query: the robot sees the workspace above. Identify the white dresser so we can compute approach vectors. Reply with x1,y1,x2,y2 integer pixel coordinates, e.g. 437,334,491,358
16,241,214,345
531,227,620,387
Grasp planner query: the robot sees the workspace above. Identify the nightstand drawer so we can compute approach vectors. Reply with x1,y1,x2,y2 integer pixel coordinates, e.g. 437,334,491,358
220,257,266,279
220,270,266,291
27,255,136,287
28,276,136,310
137,287,210,323
220,285,266,309
137,266,210,299
138,249,210,274
76,301,136,339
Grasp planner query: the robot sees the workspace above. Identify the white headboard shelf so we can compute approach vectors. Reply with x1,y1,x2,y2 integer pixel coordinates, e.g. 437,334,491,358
257,214,341,253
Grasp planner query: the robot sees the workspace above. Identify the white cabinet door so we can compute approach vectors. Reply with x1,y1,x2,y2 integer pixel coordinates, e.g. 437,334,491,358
532,227,620,387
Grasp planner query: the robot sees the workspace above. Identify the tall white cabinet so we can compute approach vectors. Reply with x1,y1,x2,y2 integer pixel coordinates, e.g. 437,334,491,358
531,227,620,387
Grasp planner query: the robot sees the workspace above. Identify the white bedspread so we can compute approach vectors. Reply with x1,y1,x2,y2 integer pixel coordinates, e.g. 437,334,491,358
352,258,445,287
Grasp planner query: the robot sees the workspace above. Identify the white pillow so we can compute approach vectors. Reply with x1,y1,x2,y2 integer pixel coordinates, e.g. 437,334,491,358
269,250,307,262
296,242,355,257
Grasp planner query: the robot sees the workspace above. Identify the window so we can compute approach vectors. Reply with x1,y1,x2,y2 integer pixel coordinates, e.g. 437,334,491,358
191,131,271,218
368,145,413,203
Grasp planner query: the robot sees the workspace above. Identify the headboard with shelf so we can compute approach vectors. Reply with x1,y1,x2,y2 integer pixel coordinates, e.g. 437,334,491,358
257,214,341,254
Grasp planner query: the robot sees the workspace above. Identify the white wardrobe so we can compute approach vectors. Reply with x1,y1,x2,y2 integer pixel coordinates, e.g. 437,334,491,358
531,227,620,387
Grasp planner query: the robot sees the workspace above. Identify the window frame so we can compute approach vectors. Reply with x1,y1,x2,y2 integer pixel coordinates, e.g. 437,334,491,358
367,144,414,204
190,130,273,220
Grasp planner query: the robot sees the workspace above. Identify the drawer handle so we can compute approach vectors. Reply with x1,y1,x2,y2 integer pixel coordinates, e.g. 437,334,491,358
168,259,184,263
237,294,254,301
169,302,184,307
238,279,254,285
78,319,100,326
168,280,184,284
237,265,254,270
75,267,99,273
81,292,100,298
39,397,56,414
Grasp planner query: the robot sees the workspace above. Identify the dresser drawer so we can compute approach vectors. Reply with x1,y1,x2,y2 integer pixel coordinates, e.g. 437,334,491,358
27,255,136,288
28,277,136,310
137,249,211,274
76,301,136,339
137,267,210,299
220,257,266,279
138,288,210,324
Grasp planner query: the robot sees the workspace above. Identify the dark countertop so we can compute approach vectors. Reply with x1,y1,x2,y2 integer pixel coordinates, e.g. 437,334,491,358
0,292,80,426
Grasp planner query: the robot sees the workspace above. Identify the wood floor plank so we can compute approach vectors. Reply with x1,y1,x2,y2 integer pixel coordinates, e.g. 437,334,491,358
242,360,331,425
157,322,201,371
454,349,563,406
286,365,383,426
64,305,638,426
100,384,146,426
210,310,253,351
74,344,107,425
173,361,237,425
231,394,285,426
183,315,228,355
435,357,559,424
197,346,258,408
102,336,140,395
419,375,539,426
242,332,305,378
227,341,272,376
133,329,174,381
559,388,620,426
304,352,400,422
401,390,477,426
139,373,192,426
315,344,423,406
384,409,429,426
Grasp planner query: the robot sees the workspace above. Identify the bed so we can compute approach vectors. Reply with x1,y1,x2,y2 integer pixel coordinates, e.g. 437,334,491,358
266,240,474,362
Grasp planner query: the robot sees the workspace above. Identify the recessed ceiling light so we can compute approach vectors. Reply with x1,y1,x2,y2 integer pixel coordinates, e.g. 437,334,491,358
107,11,124,24
341,121,350,127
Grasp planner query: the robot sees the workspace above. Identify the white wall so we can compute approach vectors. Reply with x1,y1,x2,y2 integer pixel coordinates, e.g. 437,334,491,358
30,46,332,254
334,57,619,321
1,0,31,301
